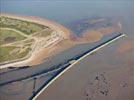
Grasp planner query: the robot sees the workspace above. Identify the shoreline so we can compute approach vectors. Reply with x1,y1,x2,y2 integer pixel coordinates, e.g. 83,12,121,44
0,13,121,69
32,33,126,100
0,13,72,69
1,13,71,38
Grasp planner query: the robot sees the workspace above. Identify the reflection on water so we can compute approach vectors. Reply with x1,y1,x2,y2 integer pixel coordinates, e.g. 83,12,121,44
0,33,122,100
0,70,59,100
37,37,134,100
0,0,134,100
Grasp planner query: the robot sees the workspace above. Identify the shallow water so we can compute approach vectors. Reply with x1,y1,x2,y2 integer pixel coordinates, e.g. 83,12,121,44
1,0,134,35
0,0,134,100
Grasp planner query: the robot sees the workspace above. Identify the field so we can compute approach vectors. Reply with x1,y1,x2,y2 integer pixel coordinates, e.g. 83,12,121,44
0,16,54,64
0,16,46,35
0,28,26,45
0,46,31,63
33,28,53,37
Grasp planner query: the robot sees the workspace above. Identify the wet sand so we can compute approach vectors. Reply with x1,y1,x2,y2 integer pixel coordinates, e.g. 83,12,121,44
36,37,134,100
0,14,126,100
117,40,134,54
0,72,55,100
1,14,113,68
1,14,120,68
0,13,72,68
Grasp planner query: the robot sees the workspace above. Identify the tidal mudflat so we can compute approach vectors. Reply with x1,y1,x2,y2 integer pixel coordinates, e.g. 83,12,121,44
0,0,134,100
0,18,122,99
37,37,134,100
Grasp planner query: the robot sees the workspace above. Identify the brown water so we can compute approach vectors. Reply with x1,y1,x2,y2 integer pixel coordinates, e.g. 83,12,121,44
0,1,134,100
37,37,134,100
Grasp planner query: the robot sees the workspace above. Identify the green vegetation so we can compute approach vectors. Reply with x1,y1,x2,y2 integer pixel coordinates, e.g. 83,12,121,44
0,46,31,63
33,28,53,37
0,28,26,45
0,16,53,63
0,16,47,35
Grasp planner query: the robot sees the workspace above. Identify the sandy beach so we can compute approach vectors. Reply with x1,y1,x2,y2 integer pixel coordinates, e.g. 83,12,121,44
0,14,121,69
0,13,73,68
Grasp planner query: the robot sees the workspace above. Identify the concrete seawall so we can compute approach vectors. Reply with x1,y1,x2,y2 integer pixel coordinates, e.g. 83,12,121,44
32,33,126,100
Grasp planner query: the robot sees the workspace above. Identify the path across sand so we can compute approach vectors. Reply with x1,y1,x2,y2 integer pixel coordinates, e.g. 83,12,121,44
0,14,121,69
0,14,71,69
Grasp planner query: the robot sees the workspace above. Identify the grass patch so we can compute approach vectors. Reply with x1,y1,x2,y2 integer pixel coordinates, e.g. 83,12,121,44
0,28,26,45
0,16,48,35
33,28,53,37
0,46,31,63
